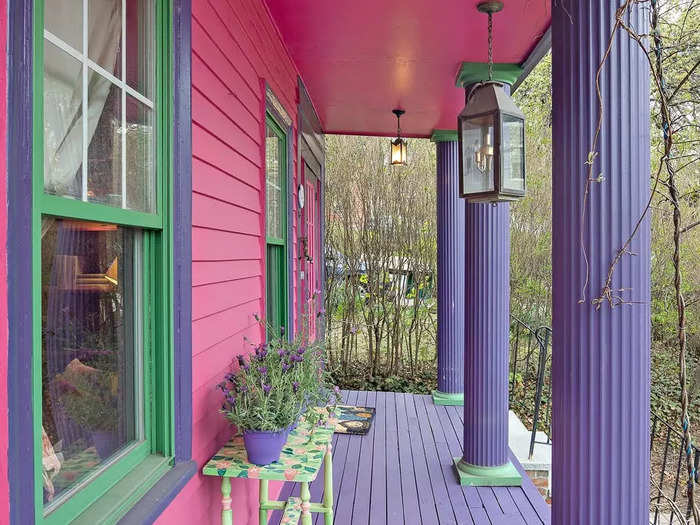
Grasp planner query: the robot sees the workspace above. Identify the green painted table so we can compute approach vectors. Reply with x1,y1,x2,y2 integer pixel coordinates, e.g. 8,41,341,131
203,420,335,525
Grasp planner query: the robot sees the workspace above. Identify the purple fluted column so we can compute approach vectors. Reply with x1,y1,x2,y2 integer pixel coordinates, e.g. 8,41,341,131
552,1,650,523
461,203,510,468
433,135,465,404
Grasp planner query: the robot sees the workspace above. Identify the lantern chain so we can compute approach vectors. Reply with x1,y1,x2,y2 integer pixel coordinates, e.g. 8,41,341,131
488,12,493,81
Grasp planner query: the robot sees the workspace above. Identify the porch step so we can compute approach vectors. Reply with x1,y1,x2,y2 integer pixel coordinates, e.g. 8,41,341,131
279,497,301,524
509,410,552,499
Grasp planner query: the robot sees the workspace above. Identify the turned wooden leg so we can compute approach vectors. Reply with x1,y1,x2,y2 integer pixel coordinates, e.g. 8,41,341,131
300,482,312,525
259,479,268,525
323,443,334,525
221,477,233,525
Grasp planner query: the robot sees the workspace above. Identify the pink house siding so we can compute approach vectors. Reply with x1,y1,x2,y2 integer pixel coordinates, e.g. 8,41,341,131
157,0,303,523
0,0,9,520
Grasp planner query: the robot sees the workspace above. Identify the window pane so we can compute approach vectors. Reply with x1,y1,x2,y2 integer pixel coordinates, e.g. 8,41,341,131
41,218,141,507
460,114,495,195
501,115,526,193
126,0,155,99
266,126,283,239
125,95,155,213
44,40,83,200
87,76,122,207
88,0,122,78
45,0,83,52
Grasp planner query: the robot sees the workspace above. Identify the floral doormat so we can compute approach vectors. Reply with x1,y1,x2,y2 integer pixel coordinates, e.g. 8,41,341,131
333,405,376,435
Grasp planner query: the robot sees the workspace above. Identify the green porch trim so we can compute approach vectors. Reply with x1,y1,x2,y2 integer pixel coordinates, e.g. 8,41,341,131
452,458,522,487
455,62,524,88
431,390,464,406
430,129,458,143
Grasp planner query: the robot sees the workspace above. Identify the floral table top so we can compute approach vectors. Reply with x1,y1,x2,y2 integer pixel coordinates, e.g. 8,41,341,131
202,420,335,482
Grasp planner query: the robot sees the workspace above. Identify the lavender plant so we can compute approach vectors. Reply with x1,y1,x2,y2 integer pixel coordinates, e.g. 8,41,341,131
218,323,341,433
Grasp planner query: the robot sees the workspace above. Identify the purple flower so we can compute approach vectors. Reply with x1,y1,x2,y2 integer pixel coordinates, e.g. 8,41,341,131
225,372,235,382
292,381,299,393
282,362,291,373
262,384,272,395
237,355,246,367
216,382,227,392
296,346,306,355
280,326,286,336
277,349,286,357
239,384,248,393
258,366,268,376
226,391,236,404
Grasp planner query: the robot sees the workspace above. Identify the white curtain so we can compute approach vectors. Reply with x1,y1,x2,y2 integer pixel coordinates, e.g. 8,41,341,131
43,0,122,197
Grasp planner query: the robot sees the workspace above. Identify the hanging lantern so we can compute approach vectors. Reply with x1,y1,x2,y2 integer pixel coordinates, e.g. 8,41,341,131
458,2,526,202
390,109,407,165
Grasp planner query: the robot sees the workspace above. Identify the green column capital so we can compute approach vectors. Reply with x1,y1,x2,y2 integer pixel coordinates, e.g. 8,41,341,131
455,62,523,88
430,130,458,143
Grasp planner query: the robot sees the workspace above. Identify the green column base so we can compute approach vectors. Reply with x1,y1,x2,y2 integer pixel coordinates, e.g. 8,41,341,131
453,458,522,487
431,390,464,406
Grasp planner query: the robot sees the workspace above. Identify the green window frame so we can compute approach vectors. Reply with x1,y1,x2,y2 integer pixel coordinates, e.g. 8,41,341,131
265,112,288,338
32,1,175,523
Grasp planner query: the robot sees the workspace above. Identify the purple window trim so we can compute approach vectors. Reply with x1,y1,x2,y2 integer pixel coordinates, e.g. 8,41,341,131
171,0,193,465
7,0,35,522
6,1,193,522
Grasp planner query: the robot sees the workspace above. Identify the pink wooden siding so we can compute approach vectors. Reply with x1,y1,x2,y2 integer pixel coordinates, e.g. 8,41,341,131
157,0,302,523
0,0,9,520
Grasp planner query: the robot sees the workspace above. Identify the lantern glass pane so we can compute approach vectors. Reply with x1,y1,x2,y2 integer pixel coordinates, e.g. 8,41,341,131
461,114,495,194
501,114,526,193
391,139,406,165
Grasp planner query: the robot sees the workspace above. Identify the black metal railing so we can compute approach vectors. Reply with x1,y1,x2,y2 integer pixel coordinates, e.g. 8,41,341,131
650,405,700,524
508,316,552,459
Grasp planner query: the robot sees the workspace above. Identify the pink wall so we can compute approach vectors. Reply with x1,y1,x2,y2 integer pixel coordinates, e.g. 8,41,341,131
0,0,9,520
157,0,301,523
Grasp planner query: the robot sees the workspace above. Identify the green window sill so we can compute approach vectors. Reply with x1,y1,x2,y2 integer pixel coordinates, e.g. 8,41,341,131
73,455,172,525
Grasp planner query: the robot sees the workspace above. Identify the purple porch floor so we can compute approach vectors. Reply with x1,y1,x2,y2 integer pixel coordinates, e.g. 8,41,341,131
270,390,551,525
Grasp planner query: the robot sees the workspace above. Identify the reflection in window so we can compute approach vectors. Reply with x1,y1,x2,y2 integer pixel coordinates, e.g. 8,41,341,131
41,218,141,507
266,125,283,240
43,0,156,212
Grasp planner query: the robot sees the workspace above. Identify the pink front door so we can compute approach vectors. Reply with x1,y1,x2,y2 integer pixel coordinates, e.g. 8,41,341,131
304,166,320,340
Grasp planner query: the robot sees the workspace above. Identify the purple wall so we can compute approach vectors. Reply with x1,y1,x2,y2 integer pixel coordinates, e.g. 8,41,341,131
462,202,510,467
551,0,651,522
436,139,465,395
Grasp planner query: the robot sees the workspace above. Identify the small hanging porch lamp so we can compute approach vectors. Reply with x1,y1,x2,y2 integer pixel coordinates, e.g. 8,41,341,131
458,1,526,202
390,109,408,165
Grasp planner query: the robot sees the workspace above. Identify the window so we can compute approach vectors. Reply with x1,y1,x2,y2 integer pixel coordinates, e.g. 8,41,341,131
265,113,288,338
35,0,172,522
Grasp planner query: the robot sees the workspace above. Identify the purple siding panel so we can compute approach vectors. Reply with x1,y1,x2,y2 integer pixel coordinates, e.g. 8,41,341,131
462,203,510,467
551,1,651,523
436,139,465,395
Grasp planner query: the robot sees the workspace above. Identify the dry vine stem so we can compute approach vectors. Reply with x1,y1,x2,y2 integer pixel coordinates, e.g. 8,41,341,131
579,0,699,519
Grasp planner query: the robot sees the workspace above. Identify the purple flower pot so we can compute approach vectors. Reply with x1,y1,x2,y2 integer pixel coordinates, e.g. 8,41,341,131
243,429,288,465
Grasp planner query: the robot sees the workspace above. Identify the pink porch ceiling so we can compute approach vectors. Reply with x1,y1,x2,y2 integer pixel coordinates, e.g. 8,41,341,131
265,0,551,137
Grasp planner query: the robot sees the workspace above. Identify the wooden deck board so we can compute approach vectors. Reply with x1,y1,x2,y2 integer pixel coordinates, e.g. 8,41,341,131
269,390,549,525
368,391,387,525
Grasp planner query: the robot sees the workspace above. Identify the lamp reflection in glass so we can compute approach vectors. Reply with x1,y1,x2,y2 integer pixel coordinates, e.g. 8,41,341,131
390,109,407,165
458,82,526,202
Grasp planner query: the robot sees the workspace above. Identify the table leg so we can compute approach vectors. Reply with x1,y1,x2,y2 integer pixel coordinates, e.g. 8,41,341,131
323,443,334,525
221,477,233,525
300,482,312,525
259,479,268,525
